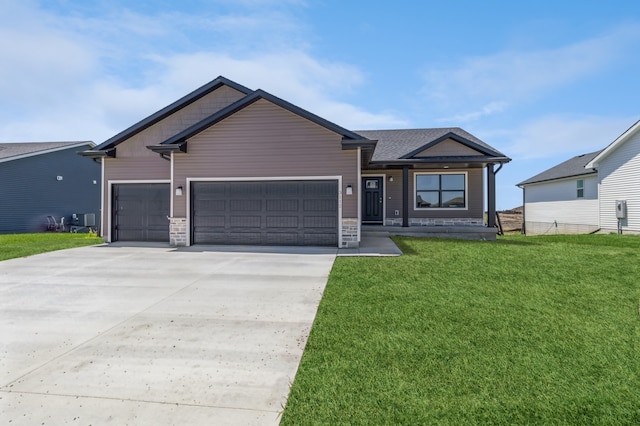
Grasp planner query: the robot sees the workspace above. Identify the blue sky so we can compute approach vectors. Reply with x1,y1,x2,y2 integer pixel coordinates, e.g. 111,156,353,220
2,0,640,209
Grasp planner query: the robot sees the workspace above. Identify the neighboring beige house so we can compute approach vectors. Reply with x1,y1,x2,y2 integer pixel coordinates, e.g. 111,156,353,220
81,76,510,247
518,119,640,235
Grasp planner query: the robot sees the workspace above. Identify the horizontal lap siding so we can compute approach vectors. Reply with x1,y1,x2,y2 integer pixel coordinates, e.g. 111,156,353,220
598,131,640,232
525,199,599,226
173,99,358,218
103,86,247,233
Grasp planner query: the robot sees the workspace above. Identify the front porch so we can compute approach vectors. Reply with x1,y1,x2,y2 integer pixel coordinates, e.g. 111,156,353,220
361,224,498,241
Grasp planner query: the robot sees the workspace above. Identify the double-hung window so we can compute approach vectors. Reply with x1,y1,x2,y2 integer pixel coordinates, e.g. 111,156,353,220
415,173,466,209
577,179,584,198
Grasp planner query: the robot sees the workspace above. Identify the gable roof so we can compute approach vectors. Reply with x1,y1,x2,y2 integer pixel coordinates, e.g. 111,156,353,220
517,150,602,187
584,119,640,169
355,128,509,164
154,89,371,148
93,76,252,152
0,141,94,163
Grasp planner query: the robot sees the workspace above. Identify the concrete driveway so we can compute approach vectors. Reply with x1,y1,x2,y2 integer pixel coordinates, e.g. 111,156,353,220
0,243,336,425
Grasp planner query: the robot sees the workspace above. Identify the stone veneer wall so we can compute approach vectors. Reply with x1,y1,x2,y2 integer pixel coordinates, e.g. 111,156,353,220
384,218,484,226
169,217,187,246
341,218,359,248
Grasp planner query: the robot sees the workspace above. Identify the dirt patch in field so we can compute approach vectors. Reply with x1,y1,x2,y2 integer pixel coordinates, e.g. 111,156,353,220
496,206,523,234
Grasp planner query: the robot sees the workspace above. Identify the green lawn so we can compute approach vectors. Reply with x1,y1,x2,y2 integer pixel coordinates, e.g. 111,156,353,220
0,233,104,261
282,234,640,425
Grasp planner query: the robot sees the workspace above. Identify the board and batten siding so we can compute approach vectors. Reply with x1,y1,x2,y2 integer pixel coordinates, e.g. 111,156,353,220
0,144,100,233
597,128,640,232
173,98,359,218
102,85,248,230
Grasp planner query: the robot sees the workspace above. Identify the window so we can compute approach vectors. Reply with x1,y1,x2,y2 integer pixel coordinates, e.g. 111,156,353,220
577,179,584,198
415,173,466,209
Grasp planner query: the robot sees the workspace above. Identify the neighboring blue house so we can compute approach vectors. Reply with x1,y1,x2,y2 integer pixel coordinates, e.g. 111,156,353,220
0,141,101,234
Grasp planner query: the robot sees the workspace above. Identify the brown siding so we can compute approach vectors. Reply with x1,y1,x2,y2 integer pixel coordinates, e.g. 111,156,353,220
173,99,359,218
102,85,247,233
363,168,484,219
414,138,482,157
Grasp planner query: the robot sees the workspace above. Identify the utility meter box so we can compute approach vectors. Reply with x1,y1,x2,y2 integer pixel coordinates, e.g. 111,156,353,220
615,200,627,219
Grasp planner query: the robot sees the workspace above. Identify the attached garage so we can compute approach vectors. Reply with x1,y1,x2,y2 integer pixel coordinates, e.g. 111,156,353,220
191,180,338,246
112,183,170,242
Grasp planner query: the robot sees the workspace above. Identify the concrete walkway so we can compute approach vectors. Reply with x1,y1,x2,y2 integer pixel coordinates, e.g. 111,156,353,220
0,244,336,425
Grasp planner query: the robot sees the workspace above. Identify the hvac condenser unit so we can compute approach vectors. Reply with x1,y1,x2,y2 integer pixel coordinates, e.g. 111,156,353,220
615,200,627,219
75,213,96,227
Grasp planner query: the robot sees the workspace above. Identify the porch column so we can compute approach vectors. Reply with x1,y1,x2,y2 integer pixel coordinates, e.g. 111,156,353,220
487,164,496,228
402,166,409,227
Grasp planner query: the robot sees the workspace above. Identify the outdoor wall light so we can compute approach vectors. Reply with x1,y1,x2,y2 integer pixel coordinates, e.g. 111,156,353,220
346,185,353,195
388,176,394,182
56,175,63,181
175,186,183,196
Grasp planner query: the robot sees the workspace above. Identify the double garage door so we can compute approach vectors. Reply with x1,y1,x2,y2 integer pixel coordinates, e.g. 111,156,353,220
192,180,338,246
112,180,339,246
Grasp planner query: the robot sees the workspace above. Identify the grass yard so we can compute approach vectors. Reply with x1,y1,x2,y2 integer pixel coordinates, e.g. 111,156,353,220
282,234,640,425
0,233,104,261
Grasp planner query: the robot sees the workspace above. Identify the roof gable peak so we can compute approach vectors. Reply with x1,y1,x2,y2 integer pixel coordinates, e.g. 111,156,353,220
93,76,252,151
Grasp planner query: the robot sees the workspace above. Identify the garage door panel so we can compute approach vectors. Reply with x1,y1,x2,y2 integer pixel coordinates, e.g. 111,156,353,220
303,199,338,212
266,199,299,211
191,180,338,246
229,215,262,227
303,216,337,228
266,216,298,228
113,184,169,242
195,199,226,211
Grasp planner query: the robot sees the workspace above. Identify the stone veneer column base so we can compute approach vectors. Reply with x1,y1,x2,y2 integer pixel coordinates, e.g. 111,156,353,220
169,217,187,246
341,218,359,248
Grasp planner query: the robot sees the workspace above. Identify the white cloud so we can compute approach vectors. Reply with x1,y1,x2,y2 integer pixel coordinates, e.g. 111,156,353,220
436,101,508,123
422,24,640,121
505,115,635,160
0,1,404,143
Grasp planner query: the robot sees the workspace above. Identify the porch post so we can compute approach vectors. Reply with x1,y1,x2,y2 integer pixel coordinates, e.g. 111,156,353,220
402,166,409,227
487,164,496,228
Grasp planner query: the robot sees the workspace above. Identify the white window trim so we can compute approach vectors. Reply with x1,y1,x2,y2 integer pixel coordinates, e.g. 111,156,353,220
576,179,584,199
413,171,468,211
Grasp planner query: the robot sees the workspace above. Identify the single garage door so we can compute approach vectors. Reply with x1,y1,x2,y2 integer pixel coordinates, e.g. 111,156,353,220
192,180,338,246
112,183,170,242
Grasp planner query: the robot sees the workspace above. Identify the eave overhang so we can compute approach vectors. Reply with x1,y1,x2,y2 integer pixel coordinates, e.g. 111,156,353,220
341,138,377,151
367,155,511,169
78,148,116,159
147,141,187,154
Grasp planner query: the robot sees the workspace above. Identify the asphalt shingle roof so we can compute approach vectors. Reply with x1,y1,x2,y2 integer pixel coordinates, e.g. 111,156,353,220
517,150,602,186
0,142,91,161
355,128,507,162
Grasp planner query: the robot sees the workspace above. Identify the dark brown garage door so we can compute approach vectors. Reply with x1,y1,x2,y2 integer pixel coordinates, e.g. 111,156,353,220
112,183,170,242
191,180,338,246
